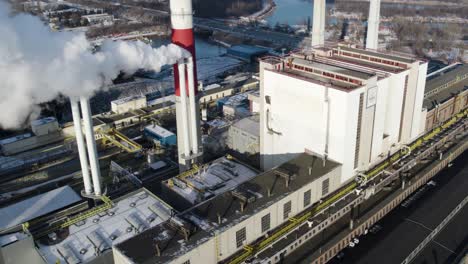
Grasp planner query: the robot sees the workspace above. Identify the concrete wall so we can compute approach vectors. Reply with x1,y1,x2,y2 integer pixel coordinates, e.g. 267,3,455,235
228,126,259,155
171,237,217,264
261,69,362,182
111,97,147,114
217,165,341,261
0,132,63,156
411,62,429,139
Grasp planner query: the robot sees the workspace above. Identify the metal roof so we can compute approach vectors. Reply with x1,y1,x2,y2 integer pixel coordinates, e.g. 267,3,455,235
0,186,80,231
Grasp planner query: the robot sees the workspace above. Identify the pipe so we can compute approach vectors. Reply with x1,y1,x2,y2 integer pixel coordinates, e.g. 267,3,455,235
178,61,192,159
187,57,199,155
80,97,102,196
70,99,93,195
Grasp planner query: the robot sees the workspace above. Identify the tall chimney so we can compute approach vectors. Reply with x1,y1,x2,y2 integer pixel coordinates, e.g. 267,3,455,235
311,0,326,47
80,97,102,196
70,99,93,195
366,0,381,50
171,0,202,171
171,0,197,96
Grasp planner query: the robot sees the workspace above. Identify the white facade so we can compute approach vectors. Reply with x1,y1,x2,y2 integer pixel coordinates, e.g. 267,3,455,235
259,50,428,183
111,96,147,114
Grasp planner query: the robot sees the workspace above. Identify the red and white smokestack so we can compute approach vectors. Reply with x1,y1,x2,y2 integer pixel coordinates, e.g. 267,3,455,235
170,0,197,96
171,0,202,171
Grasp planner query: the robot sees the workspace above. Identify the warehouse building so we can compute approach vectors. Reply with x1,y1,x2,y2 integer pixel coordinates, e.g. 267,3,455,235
144,124,177,146
0,117,63,156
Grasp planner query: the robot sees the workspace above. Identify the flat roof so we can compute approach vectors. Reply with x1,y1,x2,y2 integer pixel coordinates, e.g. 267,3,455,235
339,46,416,64
425,64,468,95
36,189,173,264
165,157,258,204
423,64,468,109
0,186,81,231
0,133,33,145
144,124,175,138
291,57,375,80
116,153,341,263
111,95,146,106
31,117,57,127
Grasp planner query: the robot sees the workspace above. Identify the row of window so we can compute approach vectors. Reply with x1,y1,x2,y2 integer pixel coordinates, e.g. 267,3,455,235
339,51,408,69
235,179,331,248
291,64,363,86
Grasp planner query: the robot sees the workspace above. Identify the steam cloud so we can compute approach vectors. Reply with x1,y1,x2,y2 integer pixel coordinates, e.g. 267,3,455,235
0,2,188,129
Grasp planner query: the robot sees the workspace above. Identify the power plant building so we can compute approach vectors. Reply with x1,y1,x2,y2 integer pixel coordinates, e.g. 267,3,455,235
260,45,428,182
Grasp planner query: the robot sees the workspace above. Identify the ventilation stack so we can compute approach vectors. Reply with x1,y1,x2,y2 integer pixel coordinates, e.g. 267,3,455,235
366,0,381,50
69,97,103,197
170,0,202,171
311,0,326,47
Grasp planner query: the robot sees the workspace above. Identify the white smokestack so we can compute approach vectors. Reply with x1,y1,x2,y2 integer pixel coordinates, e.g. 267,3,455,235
80,97,102,196
70,99,93,195
178,61,192,160
187,57,199,155
366,0,381,50
311,0,326,47
0,1,189,129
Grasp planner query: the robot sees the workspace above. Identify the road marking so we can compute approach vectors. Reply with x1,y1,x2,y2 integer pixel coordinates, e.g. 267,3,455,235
405,218,433,232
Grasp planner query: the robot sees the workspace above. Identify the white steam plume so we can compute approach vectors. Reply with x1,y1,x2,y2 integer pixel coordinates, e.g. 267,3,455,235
0,2,188,129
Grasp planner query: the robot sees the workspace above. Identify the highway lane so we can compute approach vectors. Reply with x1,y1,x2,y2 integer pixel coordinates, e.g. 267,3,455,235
329,152,468,264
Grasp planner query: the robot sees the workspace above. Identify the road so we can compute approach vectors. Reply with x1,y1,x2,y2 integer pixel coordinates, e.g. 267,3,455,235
194,17,307,48
329,152,468,264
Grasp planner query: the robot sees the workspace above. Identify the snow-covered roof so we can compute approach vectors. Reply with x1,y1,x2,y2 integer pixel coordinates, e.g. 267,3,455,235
0,133,33,145
0,186,81,231
111,95,146,105
144,124,175,138
36,189,173,264
31,117,57,127
165,157,258,204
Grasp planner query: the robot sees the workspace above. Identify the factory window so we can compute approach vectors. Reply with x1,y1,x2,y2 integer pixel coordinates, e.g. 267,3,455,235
283,201,292,220
354,93,364,169
182,260,190,264
261,213,271,233
304,190,311,207
236,227,246,248
322,178,330,196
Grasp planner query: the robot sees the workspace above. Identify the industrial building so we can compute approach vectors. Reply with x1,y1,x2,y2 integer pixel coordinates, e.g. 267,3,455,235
113,153,342,264
0,117,62,156
111,95,147,115
144,124,177,146
0,0,467,263
259,45,428,182
227,115,260,155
